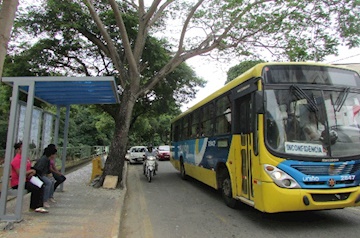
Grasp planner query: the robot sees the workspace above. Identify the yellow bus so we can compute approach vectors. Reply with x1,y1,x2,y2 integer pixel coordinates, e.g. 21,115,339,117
170,62,360,213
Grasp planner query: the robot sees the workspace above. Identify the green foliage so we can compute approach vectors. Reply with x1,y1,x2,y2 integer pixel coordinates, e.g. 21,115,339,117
3,54,36,77
155,114,174,144
94,112,115,146
226,60,265,84
128,110,175,147
41,105,115,147
0,83,11,149
67,105,102,146
177,1,360,61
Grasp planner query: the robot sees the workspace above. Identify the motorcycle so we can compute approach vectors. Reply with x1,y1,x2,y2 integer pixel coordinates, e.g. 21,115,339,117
144,155,156,182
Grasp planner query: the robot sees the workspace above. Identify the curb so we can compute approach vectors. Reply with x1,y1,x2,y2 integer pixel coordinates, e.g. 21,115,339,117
111,161,128,237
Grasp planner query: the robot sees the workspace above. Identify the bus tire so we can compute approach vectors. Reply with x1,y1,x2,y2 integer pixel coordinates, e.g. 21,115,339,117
221,172,237,209
180,160,187,180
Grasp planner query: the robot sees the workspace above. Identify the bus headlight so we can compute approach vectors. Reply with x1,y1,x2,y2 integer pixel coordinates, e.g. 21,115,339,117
264,164,300,189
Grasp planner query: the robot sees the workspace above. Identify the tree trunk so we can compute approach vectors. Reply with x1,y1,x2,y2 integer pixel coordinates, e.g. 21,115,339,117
96,91,136,188
0,0,19,79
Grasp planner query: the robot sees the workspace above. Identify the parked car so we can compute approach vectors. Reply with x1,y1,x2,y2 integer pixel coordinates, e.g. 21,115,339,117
125,146,147,164
156,145,170,161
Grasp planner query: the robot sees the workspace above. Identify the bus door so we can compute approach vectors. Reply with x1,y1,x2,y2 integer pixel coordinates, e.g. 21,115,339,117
231,79,258,202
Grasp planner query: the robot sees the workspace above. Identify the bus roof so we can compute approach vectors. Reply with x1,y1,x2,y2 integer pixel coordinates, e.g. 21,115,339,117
173,62,357,123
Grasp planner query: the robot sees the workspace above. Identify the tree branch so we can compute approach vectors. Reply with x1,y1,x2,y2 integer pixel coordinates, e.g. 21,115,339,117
132,0,153,62
108,0,139,82
123,0,138,10
77,28,111,56
139,0,276,97
147,0,174,27
83,0,125,86
176,0,205,57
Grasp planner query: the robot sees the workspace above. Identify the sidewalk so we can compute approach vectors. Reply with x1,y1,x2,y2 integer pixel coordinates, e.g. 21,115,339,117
0,162,127,238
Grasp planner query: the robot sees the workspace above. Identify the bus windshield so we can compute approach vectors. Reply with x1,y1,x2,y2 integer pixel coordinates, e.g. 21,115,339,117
264,67,360,159
265,88,360,158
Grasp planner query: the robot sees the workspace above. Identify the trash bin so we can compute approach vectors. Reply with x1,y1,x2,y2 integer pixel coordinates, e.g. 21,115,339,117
90,156,103,182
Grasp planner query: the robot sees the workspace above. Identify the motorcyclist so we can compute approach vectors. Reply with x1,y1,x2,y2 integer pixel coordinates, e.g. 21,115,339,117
143,145,158,175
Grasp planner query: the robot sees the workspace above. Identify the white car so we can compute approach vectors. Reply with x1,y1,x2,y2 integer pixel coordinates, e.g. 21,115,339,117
125,146,147,164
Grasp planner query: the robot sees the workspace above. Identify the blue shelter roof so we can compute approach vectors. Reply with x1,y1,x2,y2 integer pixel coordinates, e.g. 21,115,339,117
2,76,120,105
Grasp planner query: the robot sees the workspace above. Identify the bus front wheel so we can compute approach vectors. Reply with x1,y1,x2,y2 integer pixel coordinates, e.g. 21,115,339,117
221,172,237,208
180,160,187,180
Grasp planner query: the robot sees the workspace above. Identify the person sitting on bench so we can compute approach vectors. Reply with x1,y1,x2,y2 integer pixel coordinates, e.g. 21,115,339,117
10,141,48,213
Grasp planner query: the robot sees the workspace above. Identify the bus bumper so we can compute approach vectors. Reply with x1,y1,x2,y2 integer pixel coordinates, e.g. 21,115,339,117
258,182,360,213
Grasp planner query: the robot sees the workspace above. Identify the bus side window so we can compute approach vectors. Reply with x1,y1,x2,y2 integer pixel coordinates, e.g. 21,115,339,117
196,125,204,138
183,115,189,139
215,95,231,135
191,109,201,138
202,103,214,137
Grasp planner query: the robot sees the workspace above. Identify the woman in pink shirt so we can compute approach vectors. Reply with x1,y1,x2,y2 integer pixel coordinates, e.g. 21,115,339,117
11,142,48,213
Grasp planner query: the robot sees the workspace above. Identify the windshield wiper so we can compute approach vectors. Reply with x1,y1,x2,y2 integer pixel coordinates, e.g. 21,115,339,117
334,87,350,112
290,85,319,112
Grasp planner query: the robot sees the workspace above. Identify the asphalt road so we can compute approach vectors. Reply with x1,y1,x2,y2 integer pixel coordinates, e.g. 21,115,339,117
120,161,360,238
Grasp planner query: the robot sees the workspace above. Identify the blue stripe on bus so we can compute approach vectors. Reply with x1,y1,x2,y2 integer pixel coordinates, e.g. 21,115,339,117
173,136,232,169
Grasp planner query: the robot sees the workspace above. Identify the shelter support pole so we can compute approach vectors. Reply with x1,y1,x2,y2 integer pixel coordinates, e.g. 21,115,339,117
0,82,20,220
54,106,61,191
14,81,35,221
54,106,60,145
60,105,70,191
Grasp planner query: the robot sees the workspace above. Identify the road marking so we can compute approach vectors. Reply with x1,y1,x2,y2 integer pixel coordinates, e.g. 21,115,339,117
211,211,227,224
137,170,154,238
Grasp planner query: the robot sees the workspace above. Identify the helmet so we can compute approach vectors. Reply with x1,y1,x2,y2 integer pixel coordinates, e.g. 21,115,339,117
147,144,153,151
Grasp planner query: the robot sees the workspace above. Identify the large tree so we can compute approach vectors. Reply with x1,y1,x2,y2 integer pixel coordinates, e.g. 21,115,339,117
0,0,20,78
11,0,360,187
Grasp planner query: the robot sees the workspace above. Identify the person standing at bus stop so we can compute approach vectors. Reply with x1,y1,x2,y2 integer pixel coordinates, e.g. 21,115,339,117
10,141,48,213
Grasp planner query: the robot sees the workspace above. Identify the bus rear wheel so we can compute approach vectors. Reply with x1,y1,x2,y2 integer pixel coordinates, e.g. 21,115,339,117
180,160,187,180
221,172,237,208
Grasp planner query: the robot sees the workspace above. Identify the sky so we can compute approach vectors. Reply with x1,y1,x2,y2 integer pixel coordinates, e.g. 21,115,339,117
181,47,360,111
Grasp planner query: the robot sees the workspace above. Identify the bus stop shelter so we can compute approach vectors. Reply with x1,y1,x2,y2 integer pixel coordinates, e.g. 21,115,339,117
0,76,120,222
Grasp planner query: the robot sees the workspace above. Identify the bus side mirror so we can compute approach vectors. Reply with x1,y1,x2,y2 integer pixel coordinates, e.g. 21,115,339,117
254,91,264,114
